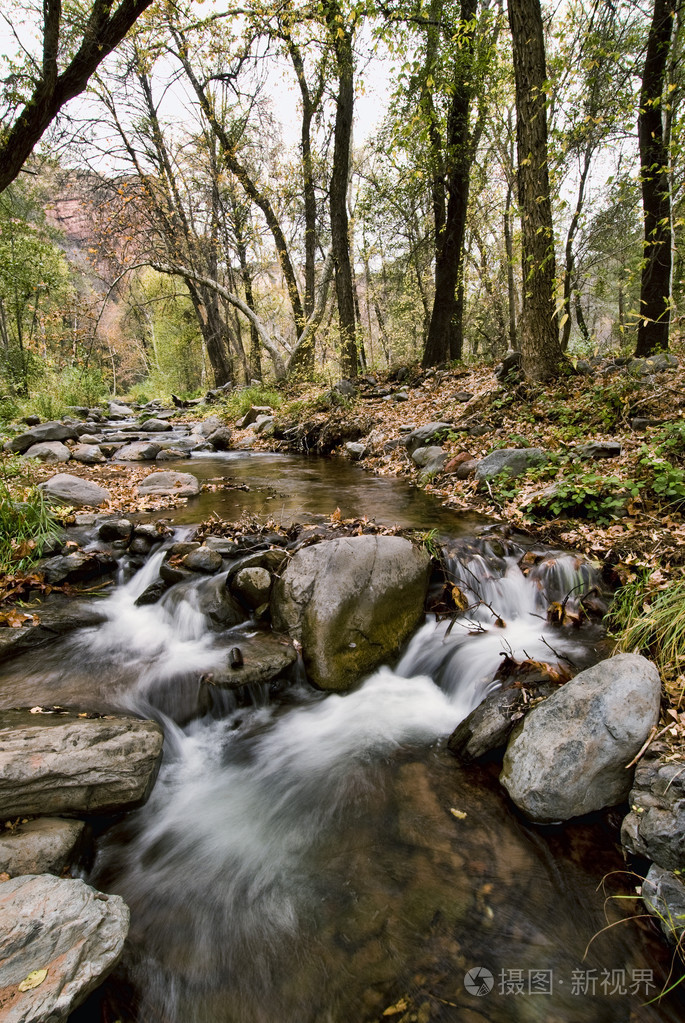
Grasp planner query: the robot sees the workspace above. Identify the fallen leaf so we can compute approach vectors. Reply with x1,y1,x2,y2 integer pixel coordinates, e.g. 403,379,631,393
18,969,48,992
382,997,409,1015
450,808,467,820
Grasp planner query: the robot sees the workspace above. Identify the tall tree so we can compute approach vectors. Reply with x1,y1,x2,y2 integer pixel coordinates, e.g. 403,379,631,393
635,0,676,357
0,0,154,193
508,0,565,379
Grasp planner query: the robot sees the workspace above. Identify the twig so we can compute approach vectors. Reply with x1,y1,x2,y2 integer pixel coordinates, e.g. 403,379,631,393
625,724,670,769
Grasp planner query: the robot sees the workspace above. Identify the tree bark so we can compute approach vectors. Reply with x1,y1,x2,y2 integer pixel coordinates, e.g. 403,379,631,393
508,0,564,380
635,0,675,357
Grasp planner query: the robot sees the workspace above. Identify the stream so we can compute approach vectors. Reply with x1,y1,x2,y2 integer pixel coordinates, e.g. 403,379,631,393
3,439,684,1022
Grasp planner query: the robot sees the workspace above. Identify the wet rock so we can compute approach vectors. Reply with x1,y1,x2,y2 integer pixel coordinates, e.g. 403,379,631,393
0,818,86,877
128,535,153,555
39,550,117,585
207,427,233,450
134,579,170,606
136,471,200,497
156,434,207,451
403,422,453,455
0,874,129,1023
182,546,223,573
166,541,200,558
575,441,622,459
345,441,366,460
202,631,297,690
271,535,430,691
6,421,79,454
621,745,685,870
448,687,527,763
0,709,164,818
156,447,191,460
98,518,133,542
192,573,246,629
203,537,239,556
0,602,107,663
139,418,173,432
475,447,547,482
500,654,661,823
23,440,72,463
71,442,106,464
642,864,685,944
159,560,195,585
232,567,272,609
113,440,162,461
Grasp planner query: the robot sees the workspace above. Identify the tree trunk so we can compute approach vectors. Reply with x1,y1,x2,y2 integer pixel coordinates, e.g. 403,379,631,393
635,0,675,357
508,0,564,380
325,3,358,378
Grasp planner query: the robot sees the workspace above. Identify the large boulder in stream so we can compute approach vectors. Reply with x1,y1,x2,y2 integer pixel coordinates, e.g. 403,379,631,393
0,710,164,819
0,874,129,1023
270,535,430,691
39,473,111,508
500,654,661,823
135,470,200,498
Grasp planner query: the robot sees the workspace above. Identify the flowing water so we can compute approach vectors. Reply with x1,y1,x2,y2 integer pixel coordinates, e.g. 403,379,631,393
2,446,682,1022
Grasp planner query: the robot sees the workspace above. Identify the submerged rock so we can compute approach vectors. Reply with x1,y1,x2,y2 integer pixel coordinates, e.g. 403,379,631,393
271,535,430,691
0,818,86,878
0,710,164,818
0,874,129,1023
39,473,111,508
500,654,661,823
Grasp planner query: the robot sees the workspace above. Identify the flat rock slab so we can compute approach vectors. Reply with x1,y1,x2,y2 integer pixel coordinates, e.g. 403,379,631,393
0,818,86,878
38,474,111,508
135,471,200,498
0,602,107,664
500,653,661,823
202,632,297,689
0,710,164,819
0,874,129,1023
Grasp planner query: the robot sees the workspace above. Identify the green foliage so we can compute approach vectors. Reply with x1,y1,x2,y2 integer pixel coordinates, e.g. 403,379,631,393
0,457,61,573
217,386,283,420
637,423,685,509
545,378,639,431
608,573,685,687
413,528,442,559
523,468,640,524
279,387,352,421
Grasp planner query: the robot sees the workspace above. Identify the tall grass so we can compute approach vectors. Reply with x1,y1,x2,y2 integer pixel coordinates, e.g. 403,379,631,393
0,457,61,573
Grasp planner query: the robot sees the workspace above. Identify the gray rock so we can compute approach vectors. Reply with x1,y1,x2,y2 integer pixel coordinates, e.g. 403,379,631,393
39,474,111,508
71,442,106,464
0,874,129,1022
203,537,239,556
128,535,153,555
202,632,297,690
575,441,622,459
271,535,430,691
199,415,223,437
74,430,102,443
108,401,132,416
404,422,453,455
0,818,86,877
475,447,547,482
139,418,172,432
232,566,272,608
236,405,272,429
182,546,223,573
642,864,685,944
0,602,107,664
454,391,474,402
621,746,685,870
156,434,206,451
253,416,275,435
500,654,661,823
448,687,527,763
646,353,679,373
456,459,479,479
98,518,133,542
39,550,117,585
632,417,663,431
411,445,447,474
207,427,233,450
156,447,191,461
333,379,356,397
345,441,366,460
113,440,162,461
0,709,164,818
23,441,72,463
6,421,78,454
136,471,200,498
192,572,247,629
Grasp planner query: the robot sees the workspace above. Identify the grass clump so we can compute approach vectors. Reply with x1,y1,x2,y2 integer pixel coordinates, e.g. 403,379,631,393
216,386,282,421
0,456,61,573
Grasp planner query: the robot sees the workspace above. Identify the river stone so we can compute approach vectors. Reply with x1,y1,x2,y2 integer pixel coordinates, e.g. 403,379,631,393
231,567,272,609
74,430,102,443
345,441,366,460
575,441,622,459
156,447,191,461
109,401,132,415
202,632,298,690
39,550,117,585
411,445,447,474
182,546,223,573
136,471,200,497
642,864,685,944
271,535,430,691
156,434,206,451
475,447,547,482
0,818,86,877
39,474,111,508
500,654,661,823
403,422,453,455
6,421,79,454
139,418,172,432
192,573,247,629
199,415,223,436
70,443,106,464
0,874,129,1023
620,744,685,870
0,710,164,818
113,440,161,461
98,518,133,542
207,427,233,450
23,441,72,463
448,686,527,763
0,602,107,664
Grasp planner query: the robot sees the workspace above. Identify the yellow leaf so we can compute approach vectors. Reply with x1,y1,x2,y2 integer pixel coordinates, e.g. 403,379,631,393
450,808,467,820
18,969,48,992
383,997,409,1015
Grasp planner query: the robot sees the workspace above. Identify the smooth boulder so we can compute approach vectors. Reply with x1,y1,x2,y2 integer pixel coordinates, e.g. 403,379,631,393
475,447,547,482
135,471,200,497
23,441,71,463
6,421,78,454
0,874,129,1023
271,535,430,691
114,440,161,461
38,473,111,508
0,710,164,818
500,654,661,823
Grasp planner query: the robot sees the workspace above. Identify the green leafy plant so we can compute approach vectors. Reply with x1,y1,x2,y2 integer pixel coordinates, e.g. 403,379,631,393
523,468,640,524
0,459,61,573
